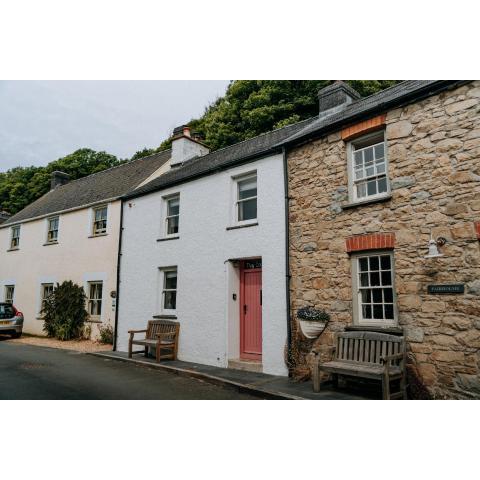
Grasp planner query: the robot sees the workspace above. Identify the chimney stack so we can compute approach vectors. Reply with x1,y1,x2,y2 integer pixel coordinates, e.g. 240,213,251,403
0,211,10,224
317,81,360,118
170,124,209,167
50,171,70,190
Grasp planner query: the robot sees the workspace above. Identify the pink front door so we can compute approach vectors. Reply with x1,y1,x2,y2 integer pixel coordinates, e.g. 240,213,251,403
240,261,262,360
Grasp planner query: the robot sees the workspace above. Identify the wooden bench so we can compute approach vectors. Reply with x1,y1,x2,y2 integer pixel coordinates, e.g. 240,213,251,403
312,331,407,399
128,319,179,362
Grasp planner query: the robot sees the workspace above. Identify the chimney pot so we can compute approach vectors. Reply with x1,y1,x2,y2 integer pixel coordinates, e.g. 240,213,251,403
50,171,70,190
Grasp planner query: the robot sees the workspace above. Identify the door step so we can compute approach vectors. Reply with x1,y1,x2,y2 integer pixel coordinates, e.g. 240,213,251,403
228,359,263,373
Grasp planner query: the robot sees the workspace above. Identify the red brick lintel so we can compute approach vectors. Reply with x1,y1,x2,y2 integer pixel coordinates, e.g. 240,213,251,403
346,233,395,253
475,221,480,240
341,114,386,141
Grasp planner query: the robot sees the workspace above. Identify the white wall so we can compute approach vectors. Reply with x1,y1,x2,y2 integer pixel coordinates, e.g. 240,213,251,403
0,201,121,337
117,154,288,376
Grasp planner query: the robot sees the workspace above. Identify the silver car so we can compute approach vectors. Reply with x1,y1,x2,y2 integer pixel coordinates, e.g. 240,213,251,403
0,303,23,338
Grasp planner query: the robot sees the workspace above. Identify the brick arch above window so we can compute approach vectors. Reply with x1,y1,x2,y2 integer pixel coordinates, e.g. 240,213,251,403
341,114,386,142
475,221,480,240
346,233,395,253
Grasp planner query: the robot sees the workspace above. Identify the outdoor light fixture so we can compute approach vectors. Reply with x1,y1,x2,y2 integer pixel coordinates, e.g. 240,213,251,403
424,232,446,259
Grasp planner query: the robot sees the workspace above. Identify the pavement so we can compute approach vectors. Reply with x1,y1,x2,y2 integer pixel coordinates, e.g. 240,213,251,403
0,339,260,400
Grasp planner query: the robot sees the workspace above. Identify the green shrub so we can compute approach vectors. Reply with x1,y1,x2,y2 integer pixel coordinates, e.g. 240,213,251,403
42,281,88,340
98,323,114,345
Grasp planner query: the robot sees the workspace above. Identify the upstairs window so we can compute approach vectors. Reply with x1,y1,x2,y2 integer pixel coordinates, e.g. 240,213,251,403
236,174,257,222
10,226,20,249
46,217,59,243
4,285,15,304
352,252,396,325
349,132,389,202
87,281,103,317
165,195,180,236
92,206,108,236
161,268,177,311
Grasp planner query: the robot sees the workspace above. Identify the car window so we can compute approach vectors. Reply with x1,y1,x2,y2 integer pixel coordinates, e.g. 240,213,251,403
0,303,15,318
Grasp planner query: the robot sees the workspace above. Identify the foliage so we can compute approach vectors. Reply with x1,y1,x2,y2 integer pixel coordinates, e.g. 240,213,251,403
42,281,88,340
0,149,123,215
0,81,400,215
98,323,114,345
297,306,330,322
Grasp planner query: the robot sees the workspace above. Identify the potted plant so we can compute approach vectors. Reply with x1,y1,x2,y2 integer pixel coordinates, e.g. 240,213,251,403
297,306,330,339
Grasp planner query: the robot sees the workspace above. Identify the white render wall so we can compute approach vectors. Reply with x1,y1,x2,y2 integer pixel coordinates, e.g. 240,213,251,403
0,201,121,337
117,153,288,376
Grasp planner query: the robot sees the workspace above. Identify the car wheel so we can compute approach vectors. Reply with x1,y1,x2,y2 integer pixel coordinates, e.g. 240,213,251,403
12,332,22,339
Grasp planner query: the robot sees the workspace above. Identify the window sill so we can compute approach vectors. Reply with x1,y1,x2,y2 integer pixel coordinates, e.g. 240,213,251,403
86,317,102,324
342,194,392,210
157,236,180,242
152,314,178,320
88,233,108,238
7,247,19,252
226,222,258,231
346,324,403,335
43,241,58,246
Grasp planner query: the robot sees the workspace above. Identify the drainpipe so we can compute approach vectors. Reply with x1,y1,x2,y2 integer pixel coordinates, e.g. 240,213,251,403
112,200,124,351
282,146,293,376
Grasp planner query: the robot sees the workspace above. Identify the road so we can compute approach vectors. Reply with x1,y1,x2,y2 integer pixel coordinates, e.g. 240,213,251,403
0,339,259,400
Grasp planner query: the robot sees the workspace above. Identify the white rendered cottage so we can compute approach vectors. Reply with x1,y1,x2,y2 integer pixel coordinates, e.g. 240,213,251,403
115,122,312,376
0,153,170,338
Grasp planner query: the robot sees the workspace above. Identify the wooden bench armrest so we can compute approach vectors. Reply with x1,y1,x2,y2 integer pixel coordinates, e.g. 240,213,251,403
128,329,147,334
380,353,404,363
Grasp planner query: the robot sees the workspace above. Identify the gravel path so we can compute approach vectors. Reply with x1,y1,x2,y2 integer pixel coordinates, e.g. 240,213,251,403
3,334,112,353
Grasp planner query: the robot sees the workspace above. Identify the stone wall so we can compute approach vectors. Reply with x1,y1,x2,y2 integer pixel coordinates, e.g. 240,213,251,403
287,81,480,399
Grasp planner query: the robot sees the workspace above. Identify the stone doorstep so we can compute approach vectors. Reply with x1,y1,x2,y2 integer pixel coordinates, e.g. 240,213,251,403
228,358,263,373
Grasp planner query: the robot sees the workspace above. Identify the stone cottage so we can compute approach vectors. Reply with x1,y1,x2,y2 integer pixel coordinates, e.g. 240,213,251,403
282,81,480,399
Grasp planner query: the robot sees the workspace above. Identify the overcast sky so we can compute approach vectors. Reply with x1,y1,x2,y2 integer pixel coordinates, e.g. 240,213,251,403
0,81,230,172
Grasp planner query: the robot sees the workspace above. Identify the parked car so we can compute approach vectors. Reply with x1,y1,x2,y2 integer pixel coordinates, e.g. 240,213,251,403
0,303,23,338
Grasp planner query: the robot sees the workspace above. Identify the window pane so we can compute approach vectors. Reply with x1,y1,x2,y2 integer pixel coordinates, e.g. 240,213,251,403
372,289,383,303
361,289,371,303
167,198,180,216
377,176,387,193
373,304,384,319
374,143,385,159
238,178,257,200
360,273,369,287
356,182,367,198
239,198,257,221
364,147,374,163
165,272,177,290
376,162,385,175
167,216,179,235
369,256,379,271
354,168,364,180
362,304,372,319
384,304,394,319
354,151,363,167
384,288,393,303
380,255,391,270
359,257,369,272
370,272,380,286
381,271,392,286
367,179,377,196
164,291,176,310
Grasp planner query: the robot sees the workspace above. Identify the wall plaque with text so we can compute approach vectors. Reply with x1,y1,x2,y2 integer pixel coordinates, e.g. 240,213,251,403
427,284,464,295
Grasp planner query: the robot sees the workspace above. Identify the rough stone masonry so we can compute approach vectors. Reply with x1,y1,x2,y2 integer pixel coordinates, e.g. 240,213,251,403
287,81,480,399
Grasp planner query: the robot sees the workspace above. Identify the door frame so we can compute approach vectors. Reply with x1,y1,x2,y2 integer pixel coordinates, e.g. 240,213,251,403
239,259,262,361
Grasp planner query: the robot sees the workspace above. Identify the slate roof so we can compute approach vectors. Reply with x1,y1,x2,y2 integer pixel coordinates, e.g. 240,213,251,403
125,117,316,199
278,80,465,146
125,81,464,201
2,150,171,226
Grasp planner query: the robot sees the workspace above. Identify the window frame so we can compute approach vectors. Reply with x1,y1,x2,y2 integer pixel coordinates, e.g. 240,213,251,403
10,225,20,249
87,281,103,318
46,216,59,244
351,250,398,327
4,285,15,304
347,131,390,204
163,194,180,238
234,172,258,225
40,283,54,314
159,267,178,314
92,205,108,236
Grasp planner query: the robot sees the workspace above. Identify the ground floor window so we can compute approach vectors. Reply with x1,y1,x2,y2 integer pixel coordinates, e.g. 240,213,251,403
352,252,396,325
4,285,14,304
87,281,103,316
41,283,54,311
161,268,177,311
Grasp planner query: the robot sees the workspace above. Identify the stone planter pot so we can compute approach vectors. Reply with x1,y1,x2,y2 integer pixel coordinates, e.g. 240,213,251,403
298,319,328,339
